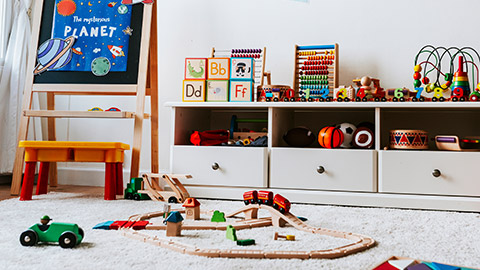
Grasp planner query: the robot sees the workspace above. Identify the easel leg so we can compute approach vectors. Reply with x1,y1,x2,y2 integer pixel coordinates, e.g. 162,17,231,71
11,116,30,195
20,162,36,201
36,162,50,195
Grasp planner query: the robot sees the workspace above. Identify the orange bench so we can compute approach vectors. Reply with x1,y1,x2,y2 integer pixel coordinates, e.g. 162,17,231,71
18,141,130,201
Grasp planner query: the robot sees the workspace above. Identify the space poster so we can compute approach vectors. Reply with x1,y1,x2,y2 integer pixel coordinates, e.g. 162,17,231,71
52,0,133,72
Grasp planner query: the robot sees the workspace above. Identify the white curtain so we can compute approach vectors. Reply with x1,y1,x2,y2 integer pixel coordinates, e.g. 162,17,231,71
0,0,36,174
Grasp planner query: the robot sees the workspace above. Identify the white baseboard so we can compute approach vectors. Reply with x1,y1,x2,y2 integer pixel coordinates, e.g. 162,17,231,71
57,167,130,187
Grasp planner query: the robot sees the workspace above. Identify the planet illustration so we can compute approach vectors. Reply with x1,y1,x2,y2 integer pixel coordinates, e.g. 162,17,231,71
91,57,111,76
117,4,128,14
34,36,76,75
57,0,77,16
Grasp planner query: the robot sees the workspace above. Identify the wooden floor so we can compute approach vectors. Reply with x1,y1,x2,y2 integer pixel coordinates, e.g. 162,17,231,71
0,182,104,201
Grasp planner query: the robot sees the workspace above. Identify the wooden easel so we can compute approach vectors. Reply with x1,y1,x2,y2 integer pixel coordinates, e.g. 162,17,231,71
10,1,158,196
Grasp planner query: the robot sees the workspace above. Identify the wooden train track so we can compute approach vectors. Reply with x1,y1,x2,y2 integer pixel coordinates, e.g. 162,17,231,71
120,204,375,259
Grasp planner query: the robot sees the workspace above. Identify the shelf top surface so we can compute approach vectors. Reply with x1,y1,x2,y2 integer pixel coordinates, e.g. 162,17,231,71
165,101,480,109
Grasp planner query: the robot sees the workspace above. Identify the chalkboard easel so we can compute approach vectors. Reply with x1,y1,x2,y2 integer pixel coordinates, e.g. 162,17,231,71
11,0,159,196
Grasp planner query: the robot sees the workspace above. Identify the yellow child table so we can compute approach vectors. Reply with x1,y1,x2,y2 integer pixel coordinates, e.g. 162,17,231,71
18,141,130,201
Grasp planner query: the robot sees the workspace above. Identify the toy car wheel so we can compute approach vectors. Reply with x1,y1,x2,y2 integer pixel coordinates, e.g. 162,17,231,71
125,192,133,200
290,97,296,102
440,97,446,102
279,208,286,214
411,97,418,102
244,200,249,205
362,97,368,102
471,95,479,101
307,97,313,102
283,97,289,102
273,97,279,102
133,194,141,201
452,97,458,102
344,97,350,102
337,97,343,102
59,232,77,248
374,97,380,102
168,196,178,203
265,97,271,102
419,97,425,102
381,97,387,102
432,97,438,102
355,97,361,102
300,97,306,102
319,97,325,102
20,230,38,247
400,97,405,102
273,203,279,209
460,97,466,101
392,97,398,102
78,228,84,239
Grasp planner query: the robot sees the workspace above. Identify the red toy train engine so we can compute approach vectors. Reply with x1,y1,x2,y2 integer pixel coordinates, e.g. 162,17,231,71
242,190,291,214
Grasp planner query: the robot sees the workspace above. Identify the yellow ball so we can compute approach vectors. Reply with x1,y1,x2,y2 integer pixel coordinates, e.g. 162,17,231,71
414,65,422,72
477,83,480,90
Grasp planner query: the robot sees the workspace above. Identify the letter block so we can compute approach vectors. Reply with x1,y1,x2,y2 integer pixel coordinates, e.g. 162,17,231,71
206,80,229,102
207,58,230,80
230,58,255,81
229,80,253,102
183,80,206,102
185,58,207,80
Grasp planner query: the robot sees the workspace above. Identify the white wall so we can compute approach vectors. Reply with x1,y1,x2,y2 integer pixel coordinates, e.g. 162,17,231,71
58,0,480,185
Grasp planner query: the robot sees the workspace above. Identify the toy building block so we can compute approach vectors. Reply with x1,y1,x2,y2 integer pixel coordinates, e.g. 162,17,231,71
183,80,206,102
207,58,230,80
206,80,229,102
229,80,253,102
236,239,255,246
185,58,207,80
230,58,255,80
425,262,460,270
93,220,114,230
211,210,226,222
388,259,416,269
274,232,295,241
182,198,201,220
406,264,433,270
226,225,237,241
165,211,184,236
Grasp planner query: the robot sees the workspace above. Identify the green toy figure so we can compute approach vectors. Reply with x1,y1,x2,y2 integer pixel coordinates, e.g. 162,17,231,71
39,215,51,231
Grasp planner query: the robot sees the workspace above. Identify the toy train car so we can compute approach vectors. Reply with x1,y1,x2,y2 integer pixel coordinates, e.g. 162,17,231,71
243,190,291,214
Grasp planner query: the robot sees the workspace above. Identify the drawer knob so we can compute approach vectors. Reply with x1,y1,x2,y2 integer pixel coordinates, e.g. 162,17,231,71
317,166,325,174
432,169,441,178
212,162,220,170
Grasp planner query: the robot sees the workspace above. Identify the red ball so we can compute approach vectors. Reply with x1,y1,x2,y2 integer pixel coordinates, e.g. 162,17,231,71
318,126,344,148
413,72,421,80
422,77,430,84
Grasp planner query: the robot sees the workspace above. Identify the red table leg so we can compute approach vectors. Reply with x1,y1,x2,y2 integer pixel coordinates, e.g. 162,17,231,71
116,162,124,195
20,162,36,201
105,163,116,200
36,162,50,195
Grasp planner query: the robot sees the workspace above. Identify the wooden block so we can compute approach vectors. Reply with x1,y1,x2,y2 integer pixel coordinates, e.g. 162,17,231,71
189,248,221,257
230,58,255,80
229,80,253,102
185,58,207,80
388,259,416,269
182,80,205,102
207,58,230,80
206,80,229,102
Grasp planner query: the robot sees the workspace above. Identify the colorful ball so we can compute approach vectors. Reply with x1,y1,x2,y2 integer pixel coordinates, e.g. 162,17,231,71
335,123,357,148
414,65,422,72
318,126,344,148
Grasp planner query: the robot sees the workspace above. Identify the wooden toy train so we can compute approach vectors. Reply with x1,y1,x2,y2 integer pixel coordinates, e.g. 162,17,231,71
243,190,291,214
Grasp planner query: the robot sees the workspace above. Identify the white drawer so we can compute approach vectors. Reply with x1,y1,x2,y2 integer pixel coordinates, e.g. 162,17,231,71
270,148,377,192
379,150,480,196
171,146,267,187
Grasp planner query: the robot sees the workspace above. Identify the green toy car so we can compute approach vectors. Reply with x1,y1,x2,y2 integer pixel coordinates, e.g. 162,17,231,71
20,222,84,248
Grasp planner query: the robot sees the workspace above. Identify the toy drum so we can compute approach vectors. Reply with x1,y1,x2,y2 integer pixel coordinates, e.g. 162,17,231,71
389,130,428,150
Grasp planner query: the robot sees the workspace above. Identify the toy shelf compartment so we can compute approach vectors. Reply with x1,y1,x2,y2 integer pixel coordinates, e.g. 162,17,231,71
271,107,375,148
379,108,480,151
173,106,268,146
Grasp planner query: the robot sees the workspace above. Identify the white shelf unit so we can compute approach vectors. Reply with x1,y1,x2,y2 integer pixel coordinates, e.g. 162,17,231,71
167,102,480,212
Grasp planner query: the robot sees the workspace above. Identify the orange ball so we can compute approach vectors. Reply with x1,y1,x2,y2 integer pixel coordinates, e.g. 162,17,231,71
318,126,344,148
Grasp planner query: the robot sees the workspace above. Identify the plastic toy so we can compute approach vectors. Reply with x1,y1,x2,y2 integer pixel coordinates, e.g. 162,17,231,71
353,76,386,102
226,225,237,241
352,127,374,149
182,198,201,220
140,173,191,203
256,71,294,102
20,216,84,248
293,44,339,102
106,107,121,111
318,126,344,148
413,45,480,101
88,107,103,111
117,197,376,259
229,115,268,141
372,256,475,270
389,130,428,150
274,232,295,241
242,190,291,214
435,135,480,151
211,210,226,222
124,177,150,200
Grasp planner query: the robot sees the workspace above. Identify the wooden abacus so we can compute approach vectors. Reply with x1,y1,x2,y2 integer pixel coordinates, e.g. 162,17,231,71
293,44,339,101
211,47,267,99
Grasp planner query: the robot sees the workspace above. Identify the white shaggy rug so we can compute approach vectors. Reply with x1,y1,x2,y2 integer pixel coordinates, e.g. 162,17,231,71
1,192,479,270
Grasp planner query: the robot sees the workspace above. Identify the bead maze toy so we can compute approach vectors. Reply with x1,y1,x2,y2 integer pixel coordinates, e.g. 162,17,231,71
413,45,480,101
111,193,375,259
211,47,267,100
293,44,339,101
